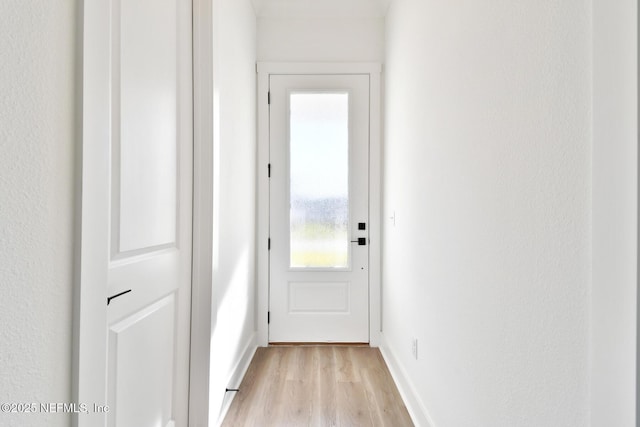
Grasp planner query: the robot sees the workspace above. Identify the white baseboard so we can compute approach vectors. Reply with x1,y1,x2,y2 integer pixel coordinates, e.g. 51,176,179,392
379,333,436,427
215,332,258,426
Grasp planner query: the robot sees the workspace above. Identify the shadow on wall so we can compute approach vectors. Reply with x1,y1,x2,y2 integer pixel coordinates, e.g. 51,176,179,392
209,247,254,422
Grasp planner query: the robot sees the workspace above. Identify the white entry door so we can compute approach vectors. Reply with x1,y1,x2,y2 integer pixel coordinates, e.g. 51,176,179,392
269,74,370,343
79,0,192,426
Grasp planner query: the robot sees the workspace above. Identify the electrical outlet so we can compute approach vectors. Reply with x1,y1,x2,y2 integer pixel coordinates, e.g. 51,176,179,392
411,337,418,359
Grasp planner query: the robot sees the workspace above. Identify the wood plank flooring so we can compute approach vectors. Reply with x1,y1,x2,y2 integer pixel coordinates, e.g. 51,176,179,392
221,346,414,427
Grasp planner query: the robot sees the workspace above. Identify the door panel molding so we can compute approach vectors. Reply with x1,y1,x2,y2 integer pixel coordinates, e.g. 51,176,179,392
108,295,176,427
256,62,382,347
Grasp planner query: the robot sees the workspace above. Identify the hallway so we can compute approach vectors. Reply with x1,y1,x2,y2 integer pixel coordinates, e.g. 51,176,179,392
221,346,413,426
1,0,638,426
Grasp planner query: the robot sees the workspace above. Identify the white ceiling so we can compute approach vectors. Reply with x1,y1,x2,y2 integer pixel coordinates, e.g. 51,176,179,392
251,0,392,18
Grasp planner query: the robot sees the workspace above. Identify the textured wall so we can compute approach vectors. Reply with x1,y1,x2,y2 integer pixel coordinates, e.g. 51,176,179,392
0,1,78,427
383,0,591,425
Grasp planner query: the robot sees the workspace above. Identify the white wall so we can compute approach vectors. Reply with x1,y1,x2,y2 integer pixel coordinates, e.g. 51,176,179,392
591,1,638,425
257,8,384,62
209,0,258,422
0,1,78,427
382,0,592,425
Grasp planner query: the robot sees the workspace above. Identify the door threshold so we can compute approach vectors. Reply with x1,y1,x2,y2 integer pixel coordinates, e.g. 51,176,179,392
268,342,369,347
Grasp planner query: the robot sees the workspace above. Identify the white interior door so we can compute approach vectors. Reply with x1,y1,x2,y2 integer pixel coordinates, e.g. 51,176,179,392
79,0,192,426
269,74,370,343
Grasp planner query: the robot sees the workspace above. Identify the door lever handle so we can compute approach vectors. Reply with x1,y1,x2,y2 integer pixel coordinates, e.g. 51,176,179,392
107,289,132,306
350,238,367,246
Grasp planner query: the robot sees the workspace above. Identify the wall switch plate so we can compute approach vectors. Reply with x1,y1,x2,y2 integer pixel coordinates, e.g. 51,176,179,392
412,337,418,359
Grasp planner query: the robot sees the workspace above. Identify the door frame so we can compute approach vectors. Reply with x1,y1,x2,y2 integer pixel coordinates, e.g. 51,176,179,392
73,1,213,425
189,0,214,425
256,62,382,347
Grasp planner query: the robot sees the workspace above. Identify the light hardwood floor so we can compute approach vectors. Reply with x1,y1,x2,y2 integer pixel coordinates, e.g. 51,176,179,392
221,346,414,427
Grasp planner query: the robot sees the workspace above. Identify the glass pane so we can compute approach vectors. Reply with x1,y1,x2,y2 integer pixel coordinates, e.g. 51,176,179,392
290,93,349,268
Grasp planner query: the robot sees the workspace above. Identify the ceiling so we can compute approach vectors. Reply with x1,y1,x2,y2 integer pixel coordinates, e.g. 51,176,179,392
251,0,392,18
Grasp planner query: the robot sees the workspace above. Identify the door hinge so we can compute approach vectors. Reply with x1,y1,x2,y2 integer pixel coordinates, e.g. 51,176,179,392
268,91,271,105
268,311,270,324
268,163,271,177
268,237,271,250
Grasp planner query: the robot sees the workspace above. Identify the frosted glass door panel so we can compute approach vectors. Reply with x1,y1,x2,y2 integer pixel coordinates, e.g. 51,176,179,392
289,93,349,268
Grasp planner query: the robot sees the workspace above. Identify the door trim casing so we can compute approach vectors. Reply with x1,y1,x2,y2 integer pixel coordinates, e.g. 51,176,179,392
189,0,214,425
74,1,114,424
256,62,382,347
